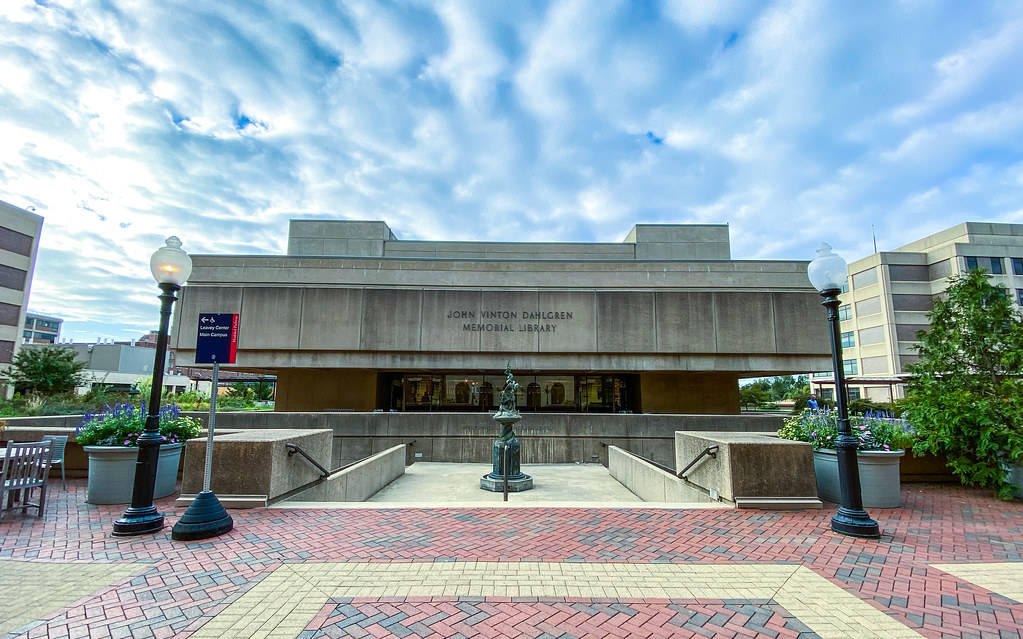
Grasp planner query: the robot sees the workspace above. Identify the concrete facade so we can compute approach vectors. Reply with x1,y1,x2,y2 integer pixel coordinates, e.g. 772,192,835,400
810,222,1023,402
0,201,43,393
172,220,832,413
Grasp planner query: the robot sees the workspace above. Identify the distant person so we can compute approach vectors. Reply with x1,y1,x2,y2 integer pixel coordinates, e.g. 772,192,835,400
806,395,819,410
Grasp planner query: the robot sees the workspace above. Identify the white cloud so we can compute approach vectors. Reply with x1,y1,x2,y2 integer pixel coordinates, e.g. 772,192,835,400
0,1,1020,341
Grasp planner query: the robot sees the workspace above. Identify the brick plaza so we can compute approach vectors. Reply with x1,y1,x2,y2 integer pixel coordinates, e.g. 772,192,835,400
1,481,1022,638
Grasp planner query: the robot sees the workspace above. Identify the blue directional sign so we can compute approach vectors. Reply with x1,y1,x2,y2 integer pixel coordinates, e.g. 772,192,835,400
195,313,238,364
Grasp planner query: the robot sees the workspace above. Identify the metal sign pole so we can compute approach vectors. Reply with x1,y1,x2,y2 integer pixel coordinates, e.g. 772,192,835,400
171,314,235,542
202,360,219,493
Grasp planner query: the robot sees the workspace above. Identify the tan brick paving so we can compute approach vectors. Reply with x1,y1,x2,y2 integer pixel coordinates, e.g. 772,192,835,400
190,561,924,639
0,560,140,636
930,562,1023,603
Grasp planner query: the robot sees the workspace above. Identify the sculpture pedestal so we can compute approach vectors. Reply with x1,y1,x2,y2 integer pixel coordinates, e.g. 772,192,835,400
480,473,533,492
480,411,533,492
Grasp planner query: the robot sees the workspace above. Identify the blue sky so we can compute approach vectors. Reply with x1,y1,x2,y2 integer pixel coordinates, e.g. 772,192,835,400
1,1,1022,343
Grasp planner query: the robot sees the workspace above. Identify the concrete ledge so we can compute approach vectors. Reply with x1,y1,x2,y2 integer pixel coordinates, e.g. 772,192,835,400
734,496,823,510
181,429,332,500
285,444,406,502
607,446,717,504
175,494,268,509
675,431,818,506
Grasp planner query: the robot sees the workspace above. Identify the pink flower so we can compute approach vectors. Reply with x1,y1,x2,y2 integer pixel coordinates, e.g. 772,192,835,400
883,444,890,450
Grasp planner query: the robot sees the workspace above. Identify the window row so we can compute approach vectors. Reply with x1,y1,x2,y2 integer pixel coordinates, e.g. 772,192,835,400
966,256,1023,275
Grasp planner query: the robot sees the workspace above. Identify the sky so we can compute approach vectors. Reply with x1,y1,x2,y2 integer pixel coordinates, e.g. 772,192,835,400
1,0,1022,344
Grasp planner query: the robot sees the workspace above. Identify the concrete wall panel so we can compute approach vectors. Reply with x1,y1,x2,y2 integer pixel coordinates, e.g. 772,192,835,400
479,290,539,352
597,292,655,352
421,289,482,351
655,292,716,352
773,292,827,354
714,293,776,353
538,290,596,353
299,288,363,349
360,289,423,351
174,286,243,348
238,288,303,350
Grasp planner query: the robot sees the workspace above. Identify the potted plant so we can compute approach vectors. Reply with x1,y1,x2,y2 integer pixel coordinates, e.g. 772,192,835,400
778,409,915,507
75,403,201,505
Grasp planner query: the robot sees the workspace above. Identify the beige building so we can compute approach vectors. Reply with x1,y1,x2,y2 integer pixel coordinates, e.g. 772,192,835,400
810,222,1023,403
24,311,62,343
0,201,44,391
172,220,832,414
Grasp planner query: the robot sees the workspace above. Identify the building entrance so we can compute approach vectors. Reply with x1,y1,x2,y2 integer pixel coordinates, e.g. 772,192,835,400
380,372,636,413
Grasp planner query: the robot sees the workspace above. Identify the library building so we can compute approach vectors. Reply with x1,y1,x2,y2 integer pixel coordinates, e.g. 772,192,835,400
171,220,831,414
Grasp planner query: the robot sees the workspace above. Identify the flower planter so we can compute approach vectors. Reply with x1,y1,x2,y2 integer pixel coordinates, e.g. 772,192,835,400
1007,462,1023,499
813,448,905,508
83,443,184,505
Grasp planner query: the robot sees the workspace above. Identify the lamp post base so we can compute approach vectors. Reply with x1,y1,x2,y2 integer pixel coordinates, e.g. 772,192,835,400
112,506,165,536
831,507,880,538
171,491,234,541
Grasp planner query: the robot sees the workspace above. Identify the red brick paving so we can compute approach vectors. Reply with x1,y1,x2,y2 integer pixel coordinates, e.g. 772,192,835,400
0,481,1021,637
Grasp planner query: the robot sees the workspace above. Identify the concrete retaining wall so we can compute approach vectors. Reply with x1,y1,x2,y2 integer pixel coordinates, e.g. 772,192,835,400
675,431,819,507
285,444,407,502
177,412,785,469
607,446,713,503
181,429,331,500
2,413,785,475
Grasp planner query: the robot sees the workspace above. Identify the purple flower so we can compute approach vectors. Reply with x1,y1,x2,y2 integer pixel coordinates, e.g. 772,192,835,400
123,439,130,445
883,444,890,450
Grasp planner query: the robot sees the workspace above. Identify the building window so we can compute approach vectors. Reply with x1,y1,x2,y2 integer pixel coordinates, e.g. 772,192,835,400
1013,258,1023,275
840,331,855,348
843,360,858,376
812,372,831,378
847,387,861,400
838,304,851,321
1017,289,1023,306
858,326,884,345
966,256,1005,274
821,388,834,400
855,296,881,316
851,268,878,289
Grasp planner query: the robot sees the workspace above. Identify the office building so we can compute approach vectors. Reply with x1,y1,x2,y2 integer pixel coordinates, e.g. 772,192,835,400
809,222,1023,403
0,201,44,394
23,311,62,343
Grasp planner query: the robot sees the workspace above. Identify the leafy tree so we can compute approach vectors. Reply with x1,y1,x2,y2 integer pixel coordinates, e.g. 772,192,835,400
739,383,770,410
903,269,1023,499
7,345,88,395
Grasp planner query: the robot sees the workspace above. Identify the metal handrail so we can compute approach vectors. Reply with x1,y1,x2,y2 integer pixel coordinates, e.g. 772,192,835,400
285,443,330,478
677,445,718,479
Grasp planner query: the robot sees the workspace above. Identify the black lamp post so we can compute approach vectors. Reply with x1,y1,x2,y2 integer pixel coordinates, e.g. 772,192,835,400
808,243,881,539
113,236,192,536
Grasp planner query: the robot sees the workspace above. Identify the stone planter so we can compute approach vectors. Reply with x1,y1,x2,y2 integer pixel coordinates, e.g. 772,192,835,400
1007,462,1023,499
83,443,184,505
813,448,905,508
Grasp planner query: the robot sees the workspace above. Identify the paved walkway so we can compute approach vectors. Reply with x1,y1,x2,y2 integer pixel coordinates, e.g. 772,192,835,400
1,480,1022,638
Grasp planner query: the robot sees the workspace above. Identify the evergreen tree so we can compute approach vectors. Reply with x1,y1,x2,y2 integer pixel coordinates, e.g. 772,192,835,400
904,269,1023,499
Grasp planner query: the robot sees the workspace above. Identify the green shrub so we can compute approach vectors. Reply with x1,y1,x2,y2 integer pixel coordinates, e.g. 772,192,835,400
75,403,201,447
903,269,1023,500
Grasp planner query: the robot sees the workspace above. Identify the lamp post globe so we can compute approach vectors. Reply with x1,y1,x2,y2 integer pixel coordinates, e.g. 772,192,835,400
112,237,192,536
808,243,880,539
